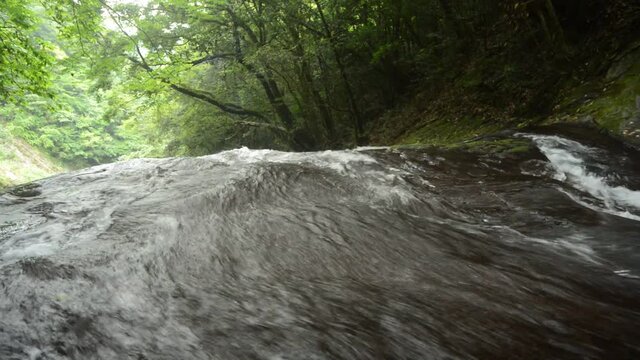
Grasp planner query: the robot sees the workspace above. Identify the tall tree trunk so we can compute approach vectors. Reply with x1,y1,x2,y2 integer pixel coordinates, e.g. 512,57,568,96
543,0,569,52
285,22,336,140
313,0,365,145
438,0,462,38
232,23,296,130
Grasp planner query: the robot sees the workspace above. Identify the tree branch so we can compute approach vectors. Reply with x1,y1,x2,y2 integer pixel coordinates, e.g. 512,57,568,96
225,6,260,45
190,53,235,66
103,0,283,131
168,84,273,123
125,54,270,121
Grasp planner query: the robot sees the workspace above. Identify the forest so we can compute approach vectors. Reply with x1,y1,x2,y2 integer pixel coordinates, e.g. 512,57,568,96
1,0,639,173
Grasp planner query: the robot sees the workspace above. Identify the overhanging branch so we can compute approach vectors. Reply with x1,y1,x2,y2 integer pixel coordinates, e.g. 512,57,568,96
190,53,235,66
103,0,283,132
121,53,279,133
126,55,278,127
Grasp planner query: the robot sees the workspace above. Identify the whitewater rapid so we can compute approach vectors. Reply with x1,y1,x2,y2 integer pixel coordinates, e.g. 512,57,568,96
1,130,639,359
525,134,640,220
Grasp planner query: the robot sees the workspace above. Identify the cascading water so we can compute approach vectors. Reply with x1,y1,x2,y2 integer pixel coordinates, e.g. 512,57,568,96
1,131,639,359
523,134,640,220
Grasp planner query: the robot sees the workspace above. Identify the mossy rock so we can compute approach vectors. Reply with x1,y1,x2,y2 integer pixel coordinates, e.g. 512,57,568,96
394,134,539,160
397,116,507,147
551,46,640,144
460,138,532,154
442,137,536,160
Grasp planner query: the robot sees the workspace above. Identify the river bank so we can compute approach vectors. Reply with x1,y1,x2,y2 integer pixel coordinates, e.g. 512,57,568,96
0,132,63,189
368,41,640,151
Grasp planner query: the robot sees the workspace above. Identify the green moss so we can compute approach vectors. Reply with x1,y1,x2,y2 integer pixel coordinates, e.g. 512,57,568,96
392,136,533,158
587,69,640,131
447,138,533,155
371,42,640,148
397,116,505,146
456,70,483,90
553,54,640,132
0,137,63,187
0,175,10,189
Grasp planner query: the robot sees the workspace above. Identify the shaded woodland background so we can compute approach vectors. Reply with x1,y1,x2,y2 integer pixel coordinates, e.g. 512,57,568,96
1,0,639,174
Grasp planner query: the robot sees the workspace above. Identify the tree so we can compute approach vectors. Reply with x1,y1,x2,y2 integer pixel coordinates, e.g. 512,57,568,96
0,1,53,102
7,0,634,155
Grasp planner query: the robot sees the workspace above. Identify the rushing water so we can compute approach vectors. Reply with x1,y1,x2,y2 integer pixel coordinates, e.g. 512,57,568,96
1,130,640,359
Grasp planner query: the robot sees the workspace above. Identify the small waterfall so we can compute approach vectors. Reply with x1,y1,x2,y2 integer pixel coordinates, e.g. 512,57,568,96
524,134,640,221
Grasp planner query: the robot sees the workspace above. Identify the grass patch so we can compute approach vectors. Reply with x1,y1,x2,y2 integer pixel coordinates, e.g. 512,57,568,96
398,116,506,146
0,137,64,188
453,138,532,154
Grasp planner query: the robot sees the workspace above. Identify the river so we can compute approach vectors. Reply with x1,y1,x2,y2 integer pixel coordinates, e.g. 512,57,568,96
1,129,639,359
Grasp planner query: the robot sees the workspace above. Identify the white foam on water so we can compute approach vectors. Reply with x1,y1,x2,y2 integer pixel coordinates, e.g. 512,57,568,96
0,222,69,260
199,147,418,205
201,147,377,169
355,146,391,151
529,235,599,263
3,242,57,259
27,347,43,360
614,270,640,279
558,189,640,222
491,225,600,263
523,134,640,221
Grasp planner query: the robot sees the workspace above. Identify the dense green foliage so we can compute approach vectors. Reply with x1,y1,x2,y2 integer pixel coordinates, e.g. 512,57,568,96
93,0,640,153
1,2,141,168
1,0,639,166
0,1,53,101
1,68,140,167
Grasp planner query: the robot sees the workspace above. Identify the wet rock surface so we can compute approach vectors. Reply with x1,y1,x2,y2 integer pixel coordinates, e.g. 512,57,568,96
1,131,640,359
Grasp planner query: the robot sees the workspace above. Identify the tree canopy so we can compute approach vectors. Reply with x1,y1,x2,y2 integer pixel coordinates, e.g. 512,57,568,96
0,1,53,102
1,0,638,163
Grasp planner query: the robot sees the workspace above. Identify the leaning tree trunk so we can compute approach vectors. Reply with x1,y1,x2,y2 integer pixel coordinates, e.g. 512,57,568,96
313,0,366,145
